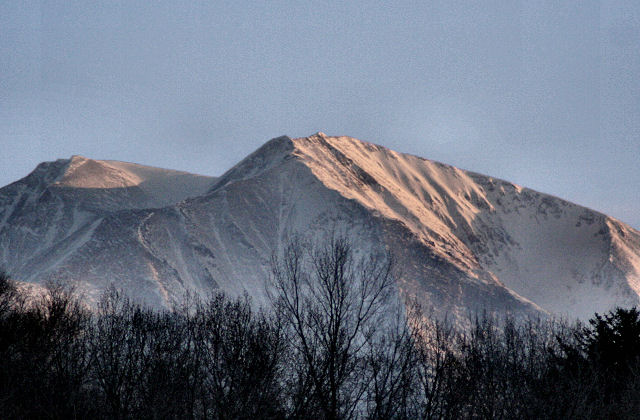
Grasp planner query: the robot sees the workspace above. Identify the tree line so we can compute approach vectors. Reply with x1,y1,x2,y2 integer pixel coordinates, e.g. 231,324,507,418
1,237,640,419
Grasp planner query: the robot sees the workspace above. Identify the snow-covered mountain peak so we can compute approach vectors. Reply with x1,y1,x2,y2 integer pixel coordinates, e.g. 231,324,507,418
55,156,143,189
210,135,294,191
244,133,640,318
286,134,491,267
0,155,216,220
1,133,639,320
42,156,215,208
209,133,392,193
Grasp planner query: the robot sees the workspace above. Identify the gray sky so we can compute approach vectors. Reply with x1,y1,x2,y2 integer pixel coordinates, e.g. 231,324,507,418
2,1,639,228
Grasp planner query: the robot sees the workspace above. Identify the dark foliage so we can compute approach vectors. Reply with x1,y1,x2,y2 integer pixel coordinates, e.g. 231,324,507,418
544,307,640,418
0,274,283,420
2,248,640,419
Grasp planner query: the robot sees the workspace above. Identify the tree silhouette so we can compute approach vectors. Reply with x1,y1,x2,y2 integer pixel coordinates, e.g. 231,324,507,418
269,236,399,420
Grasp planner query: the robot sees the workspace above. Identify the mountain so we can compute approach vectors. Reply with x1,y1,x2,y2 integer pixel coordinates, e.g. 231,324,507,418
0,156,214,289
1,134,639,320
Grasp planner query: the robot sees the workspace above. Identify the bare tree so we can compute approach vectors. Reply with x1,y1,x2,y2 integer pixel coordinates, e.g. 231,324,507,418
408,306,462,420
90,287,154,419
269,236,397,420
190,292,284,419
363,307,416,420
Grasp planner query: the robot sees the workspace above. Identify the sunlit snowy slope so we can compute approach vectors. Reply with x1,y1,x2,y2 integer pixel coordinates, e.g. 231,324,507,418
1,134,638,319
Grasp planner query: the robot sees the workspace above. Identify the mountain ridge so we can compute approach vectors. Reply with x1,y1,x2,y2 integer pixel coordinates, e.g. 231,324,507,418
1,134,638,320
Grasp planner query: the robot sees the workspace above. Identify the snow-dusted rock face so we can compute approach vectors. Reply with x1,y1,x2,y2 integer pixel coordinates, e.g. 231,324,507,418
1,134,638,320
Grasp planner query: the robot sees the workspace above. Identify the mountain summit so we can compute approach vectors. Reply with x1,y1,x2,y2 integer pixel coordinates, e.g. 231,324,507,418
1,134,639,319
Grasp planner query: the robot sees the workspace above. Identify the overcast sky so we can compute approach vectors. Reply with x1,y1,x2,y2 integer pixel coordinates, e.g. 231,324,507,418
1,1,639,228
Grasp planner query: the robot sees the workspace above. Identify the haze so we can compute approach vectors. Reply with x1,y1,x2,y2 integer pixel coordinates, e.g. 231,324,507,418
1,1,638,228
